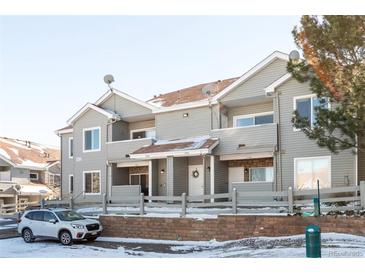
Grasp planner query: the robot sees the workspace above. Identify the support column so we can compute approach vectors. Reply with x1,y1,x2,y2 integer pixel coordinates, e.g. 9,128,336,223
210,155,215,202
148,160,153,197
107,164,112,202
166,156,174,196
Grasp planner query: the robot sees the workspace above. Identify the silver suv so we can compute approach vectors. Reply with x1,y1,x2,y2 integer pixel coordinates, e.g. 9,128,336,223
18,208,103,245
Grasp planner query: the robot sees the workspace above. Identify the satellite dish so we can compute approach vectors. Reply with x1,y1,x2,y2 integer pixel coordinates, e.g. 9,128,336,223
39,189,48,194
202,84,213,96
289,50,300,61
103,74,115,85
14,184,21,191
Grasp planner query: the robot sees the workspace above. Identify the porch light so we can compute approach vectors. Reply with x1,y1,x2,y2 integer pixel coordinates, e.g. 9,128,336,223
183,113,189,117
244,168,249,174
160,169,165,174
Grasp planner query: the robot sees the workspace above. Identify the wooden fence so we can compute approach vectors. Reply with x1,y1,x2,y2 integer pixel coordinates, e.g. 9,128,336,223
0,200,39,215
10,182,365,217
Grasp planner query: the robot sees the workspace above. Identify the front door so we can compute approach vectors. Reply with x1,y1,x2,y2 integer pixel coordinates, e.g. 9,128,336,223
188,165,204,196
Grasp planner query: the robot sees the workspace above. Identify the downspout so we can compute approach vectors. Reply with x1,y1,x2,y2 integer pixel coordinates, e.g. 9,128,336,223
275,90,283,192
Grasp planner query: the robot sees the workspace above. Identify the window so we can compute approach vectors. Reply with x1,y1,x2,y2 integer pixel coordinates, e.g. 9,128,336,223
43,212,57,222
294,95,329,129
83,127,100,152
69,137,74,158
294,156,331,190
69,175,74,193
32,211,44,221
249,167,274,182
29,172,38,181
234,112,274,128
130,128,156,140
83,171,100,194
130,173,149,195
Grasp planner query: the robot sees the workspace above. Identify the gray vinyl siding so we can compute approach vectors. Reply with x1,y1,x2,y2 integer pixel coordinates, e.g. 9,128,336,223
214,157,228,194
173,157,188,196
166,156,174,196
158,159,167,195
109,120,130,142
220,58,287,103
227,101,273,128
72,109,108,202
111,164,129,186
152,160,159,195
106,138,153,162
211,123,277,155
156,106,217,140
10,167,29,183
60,133,73,198
100,93,153,119
129,120,155,131
277,78,356,190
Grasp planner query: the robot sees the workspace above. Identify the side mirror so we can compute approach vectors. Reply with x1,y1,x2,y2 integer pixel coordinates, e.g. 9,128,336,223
49,219,57,224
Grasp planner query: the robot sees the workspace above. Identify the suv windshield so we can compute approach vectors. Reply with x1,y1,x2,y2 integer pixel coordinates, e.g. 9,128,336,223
55,210,85,221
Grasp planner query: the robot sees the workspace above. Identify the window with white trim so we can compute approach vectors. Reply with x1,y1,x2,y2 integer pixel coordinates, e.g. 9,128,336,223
84,171,100,194
131,128,156,140
294,156,331,190
30,172,38,181
294,95,328,128
249,167,273,182
233,112,274,128
83,127,100,151
69,137,74,158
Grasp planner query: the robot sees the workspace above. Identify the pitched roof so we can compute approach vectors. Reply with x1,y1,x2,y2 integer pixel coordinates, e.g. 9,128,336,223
130,136,219,158
147,77,239,108
0,137,60,170
67,103,121,125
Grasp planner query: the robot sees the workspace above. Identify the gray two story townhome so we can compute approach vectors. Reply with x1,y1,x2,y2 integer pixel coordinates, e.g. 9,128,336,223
56,51,364,203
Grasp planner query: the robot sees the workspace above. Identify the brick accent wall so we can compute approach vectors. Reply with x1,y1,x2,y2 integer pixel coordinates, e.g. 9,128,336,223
99,215,365,241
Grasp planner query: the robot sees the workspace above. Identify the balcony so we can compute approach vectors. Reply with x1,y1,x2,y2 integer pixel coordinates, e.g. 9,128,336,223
211,123,277,156
106,138,153,161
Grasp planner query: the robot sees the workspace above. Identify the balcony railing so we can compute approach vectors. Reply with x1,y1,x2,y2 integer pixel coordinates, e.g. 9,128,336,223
106,138,153,161
211,123,277,155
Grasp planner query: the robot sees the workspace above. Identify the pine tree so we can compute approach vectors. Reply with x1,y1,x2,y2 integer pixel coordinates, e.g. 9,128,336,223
288,15,365,153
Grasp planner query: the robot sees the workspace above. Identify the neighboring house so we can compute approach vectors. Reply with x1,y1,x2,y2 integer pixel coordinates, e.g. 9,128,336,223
0,137,61,208
56,51,363,203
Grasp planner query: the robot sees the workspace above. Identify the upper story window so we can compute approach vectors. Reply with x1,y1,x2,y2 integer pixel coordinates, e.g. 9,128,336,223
233,112,274,128
130,128,156,140
83,127,100,152
69,137,73,158
293,95,329,129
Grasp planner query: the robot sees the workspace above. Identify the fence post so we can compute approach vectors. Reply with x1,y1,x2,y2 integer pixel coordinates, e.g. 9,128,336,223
139,193,145,215
15,194,18,213
40,198,45,209
232,188,237,214
102,193,107,214
288,186,294,214
181,193,187,217
360,181,365,209
69,196,74,210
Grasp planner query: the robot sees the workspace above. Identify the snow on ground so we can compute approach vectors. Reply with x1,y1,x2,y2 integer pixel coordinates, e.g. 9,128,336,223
0,233,364,258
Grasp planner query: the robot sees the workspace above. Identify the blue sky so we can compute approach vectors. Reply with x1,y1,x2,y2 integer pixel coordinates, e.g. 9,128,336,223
0,16,300,146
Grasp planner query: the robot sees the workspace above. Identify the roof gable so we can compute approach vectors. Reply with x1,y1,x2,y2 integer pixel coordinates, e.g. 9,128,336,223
213,51,289,101
67,103,121,125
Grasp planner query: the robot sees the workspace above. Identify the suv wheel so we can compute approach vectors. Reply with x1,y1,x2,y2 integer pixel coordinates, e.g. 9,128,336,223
22,228,34,243
59,231,73,246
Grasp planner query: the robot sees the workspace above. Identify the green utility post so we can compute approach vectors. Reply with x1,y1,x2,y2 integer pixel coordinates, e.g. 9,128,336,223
305,224,321,258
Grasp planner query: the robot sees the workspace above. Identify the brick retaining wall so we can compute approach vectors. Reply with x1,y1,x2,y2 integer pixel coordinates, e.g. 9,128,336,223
99,215,365,241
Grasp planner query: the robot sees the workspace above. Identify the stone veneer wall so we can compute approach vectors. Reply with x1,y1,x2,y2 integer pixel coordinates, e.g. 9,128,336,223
99,215,365,241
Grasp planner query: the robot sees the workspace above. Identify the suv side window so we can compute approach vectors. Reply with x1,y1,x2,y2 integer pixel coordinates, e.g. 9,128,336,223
32,211,44,221
25,212,34,220
43,212,57,222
